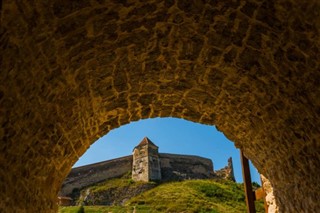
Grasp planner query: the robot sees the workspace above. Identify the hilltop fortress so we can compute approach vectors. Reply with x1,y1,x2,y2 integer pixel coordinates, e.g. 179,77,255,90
60,137,235,198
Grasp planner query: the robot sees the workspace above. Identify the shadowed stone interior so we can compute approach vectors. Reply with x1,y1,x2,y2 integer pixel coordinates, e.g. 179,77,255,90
1,0,319,212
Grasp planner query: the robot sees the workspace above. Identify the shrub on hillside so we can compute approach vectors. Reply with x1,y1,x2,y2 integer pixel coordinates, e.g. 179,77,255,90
77,205,84,213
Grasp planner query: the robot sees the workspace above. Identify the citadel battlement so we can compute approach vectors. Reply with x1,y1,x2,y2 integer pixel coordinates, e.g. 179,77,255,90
60,137,234,197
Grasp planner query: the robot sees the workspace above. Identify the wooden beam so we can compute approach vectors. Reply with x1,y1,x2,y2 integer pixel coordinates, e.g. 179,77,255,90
240,150,256,213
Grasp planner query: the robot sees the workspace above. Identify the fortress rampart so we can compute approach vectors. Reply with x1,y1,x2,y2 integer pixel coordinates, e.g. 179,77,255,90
60,155,132,196
60,149,233,198
159,153,214,180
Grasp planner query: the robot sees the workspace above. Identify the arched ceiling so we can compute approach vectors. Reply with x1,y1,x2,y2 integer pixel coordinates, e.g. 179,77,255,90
1,0,319,212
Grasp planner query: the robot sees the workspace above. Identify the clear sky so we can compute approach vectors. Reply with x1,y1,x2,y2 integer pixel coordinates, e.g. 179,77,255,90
74,117,261,184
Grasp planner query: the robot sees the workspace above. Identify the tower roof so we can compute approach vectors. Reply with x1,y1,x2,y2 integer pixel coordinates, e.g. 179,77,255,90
135,137,158,149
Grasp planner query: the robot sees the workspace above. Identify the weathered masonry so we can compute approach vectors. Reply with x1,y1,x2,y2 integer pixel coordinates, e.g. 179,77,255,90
132,137,162,182
1,0,319,212
131,137,235,182
60,137,234,198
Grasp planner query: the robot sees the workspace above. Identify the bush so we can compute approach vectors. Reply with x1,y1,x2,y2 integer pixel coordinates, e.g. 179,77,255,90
77,206,84,213
252,181,261,190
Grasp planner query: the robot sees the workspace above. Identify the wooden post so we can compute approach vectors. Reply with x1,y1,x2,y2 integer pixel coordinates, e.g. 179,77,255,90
240,150,256,213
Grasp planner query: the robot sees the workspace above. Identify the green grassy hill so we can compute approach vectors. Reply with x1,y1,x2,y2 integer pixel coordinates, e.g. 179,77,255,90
59,179,264,213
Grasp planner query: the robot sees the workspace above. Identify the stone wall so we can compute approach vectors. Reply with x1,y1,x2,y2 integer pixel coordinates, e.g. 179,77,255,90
159,153,214,180
215,157,235,181
132,139,161,182
1,0,320,212
132,143,150,182
261,175,279,213
148,147,162,181
60,156,132,197
61,152,218,199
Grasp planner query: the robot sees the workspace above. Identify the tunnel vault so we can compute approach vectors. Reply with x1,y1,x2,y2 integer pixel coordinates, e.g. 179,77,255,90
1,0,319,212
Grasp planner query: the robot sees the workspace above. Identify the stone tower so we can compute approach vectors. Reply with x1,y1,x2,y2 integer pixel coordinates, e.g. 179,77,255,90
132,137,161,182
215,157,235,181
227,157,235,181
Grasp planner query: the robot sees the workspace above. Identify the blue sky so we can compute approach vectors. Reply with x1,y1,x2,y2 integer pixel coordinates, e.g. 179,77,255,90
74,117,261,184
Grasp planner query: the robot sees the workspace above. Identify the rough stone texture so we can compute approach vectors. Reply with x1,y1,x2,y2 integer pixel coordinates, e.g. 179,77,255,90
60,150,220,201
261,174,279,213
159,153,215,180
132,137,161,181
0,0,319,212
215,157,235,181
60,155,133,197
79,182,155,206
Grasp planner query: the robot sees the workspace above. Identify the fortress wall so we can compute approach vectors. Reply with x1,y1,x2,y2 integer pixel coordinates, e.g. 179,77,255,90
215,157,235,181
60,153,220,199
2,0,319,211
60,155,132,196
159,153,214,180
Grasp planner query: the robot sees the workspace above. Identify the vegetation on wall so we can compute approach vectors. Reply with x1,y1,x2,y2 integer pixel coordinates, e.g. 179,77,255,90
60,178,264,213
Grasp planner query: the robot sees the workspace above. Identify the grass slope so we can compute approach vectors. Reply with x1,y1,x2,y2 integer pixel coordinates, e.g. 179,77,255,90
59,179,264,213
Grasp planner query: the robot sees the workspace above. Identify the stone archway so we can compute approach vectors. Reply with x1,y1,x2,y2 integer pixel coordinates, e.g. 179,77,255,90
1,0,319,212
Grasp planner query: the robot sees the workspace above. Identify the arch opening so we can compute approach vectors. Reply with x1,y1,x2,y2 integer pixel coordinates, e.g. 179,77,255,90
1,0,319,212
73,117,261,184
60,117,264,211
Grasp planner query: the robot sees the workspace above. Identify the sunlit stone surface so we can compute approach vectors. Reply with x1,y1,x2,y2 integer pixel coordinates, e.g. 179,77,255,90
1,0,319,212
